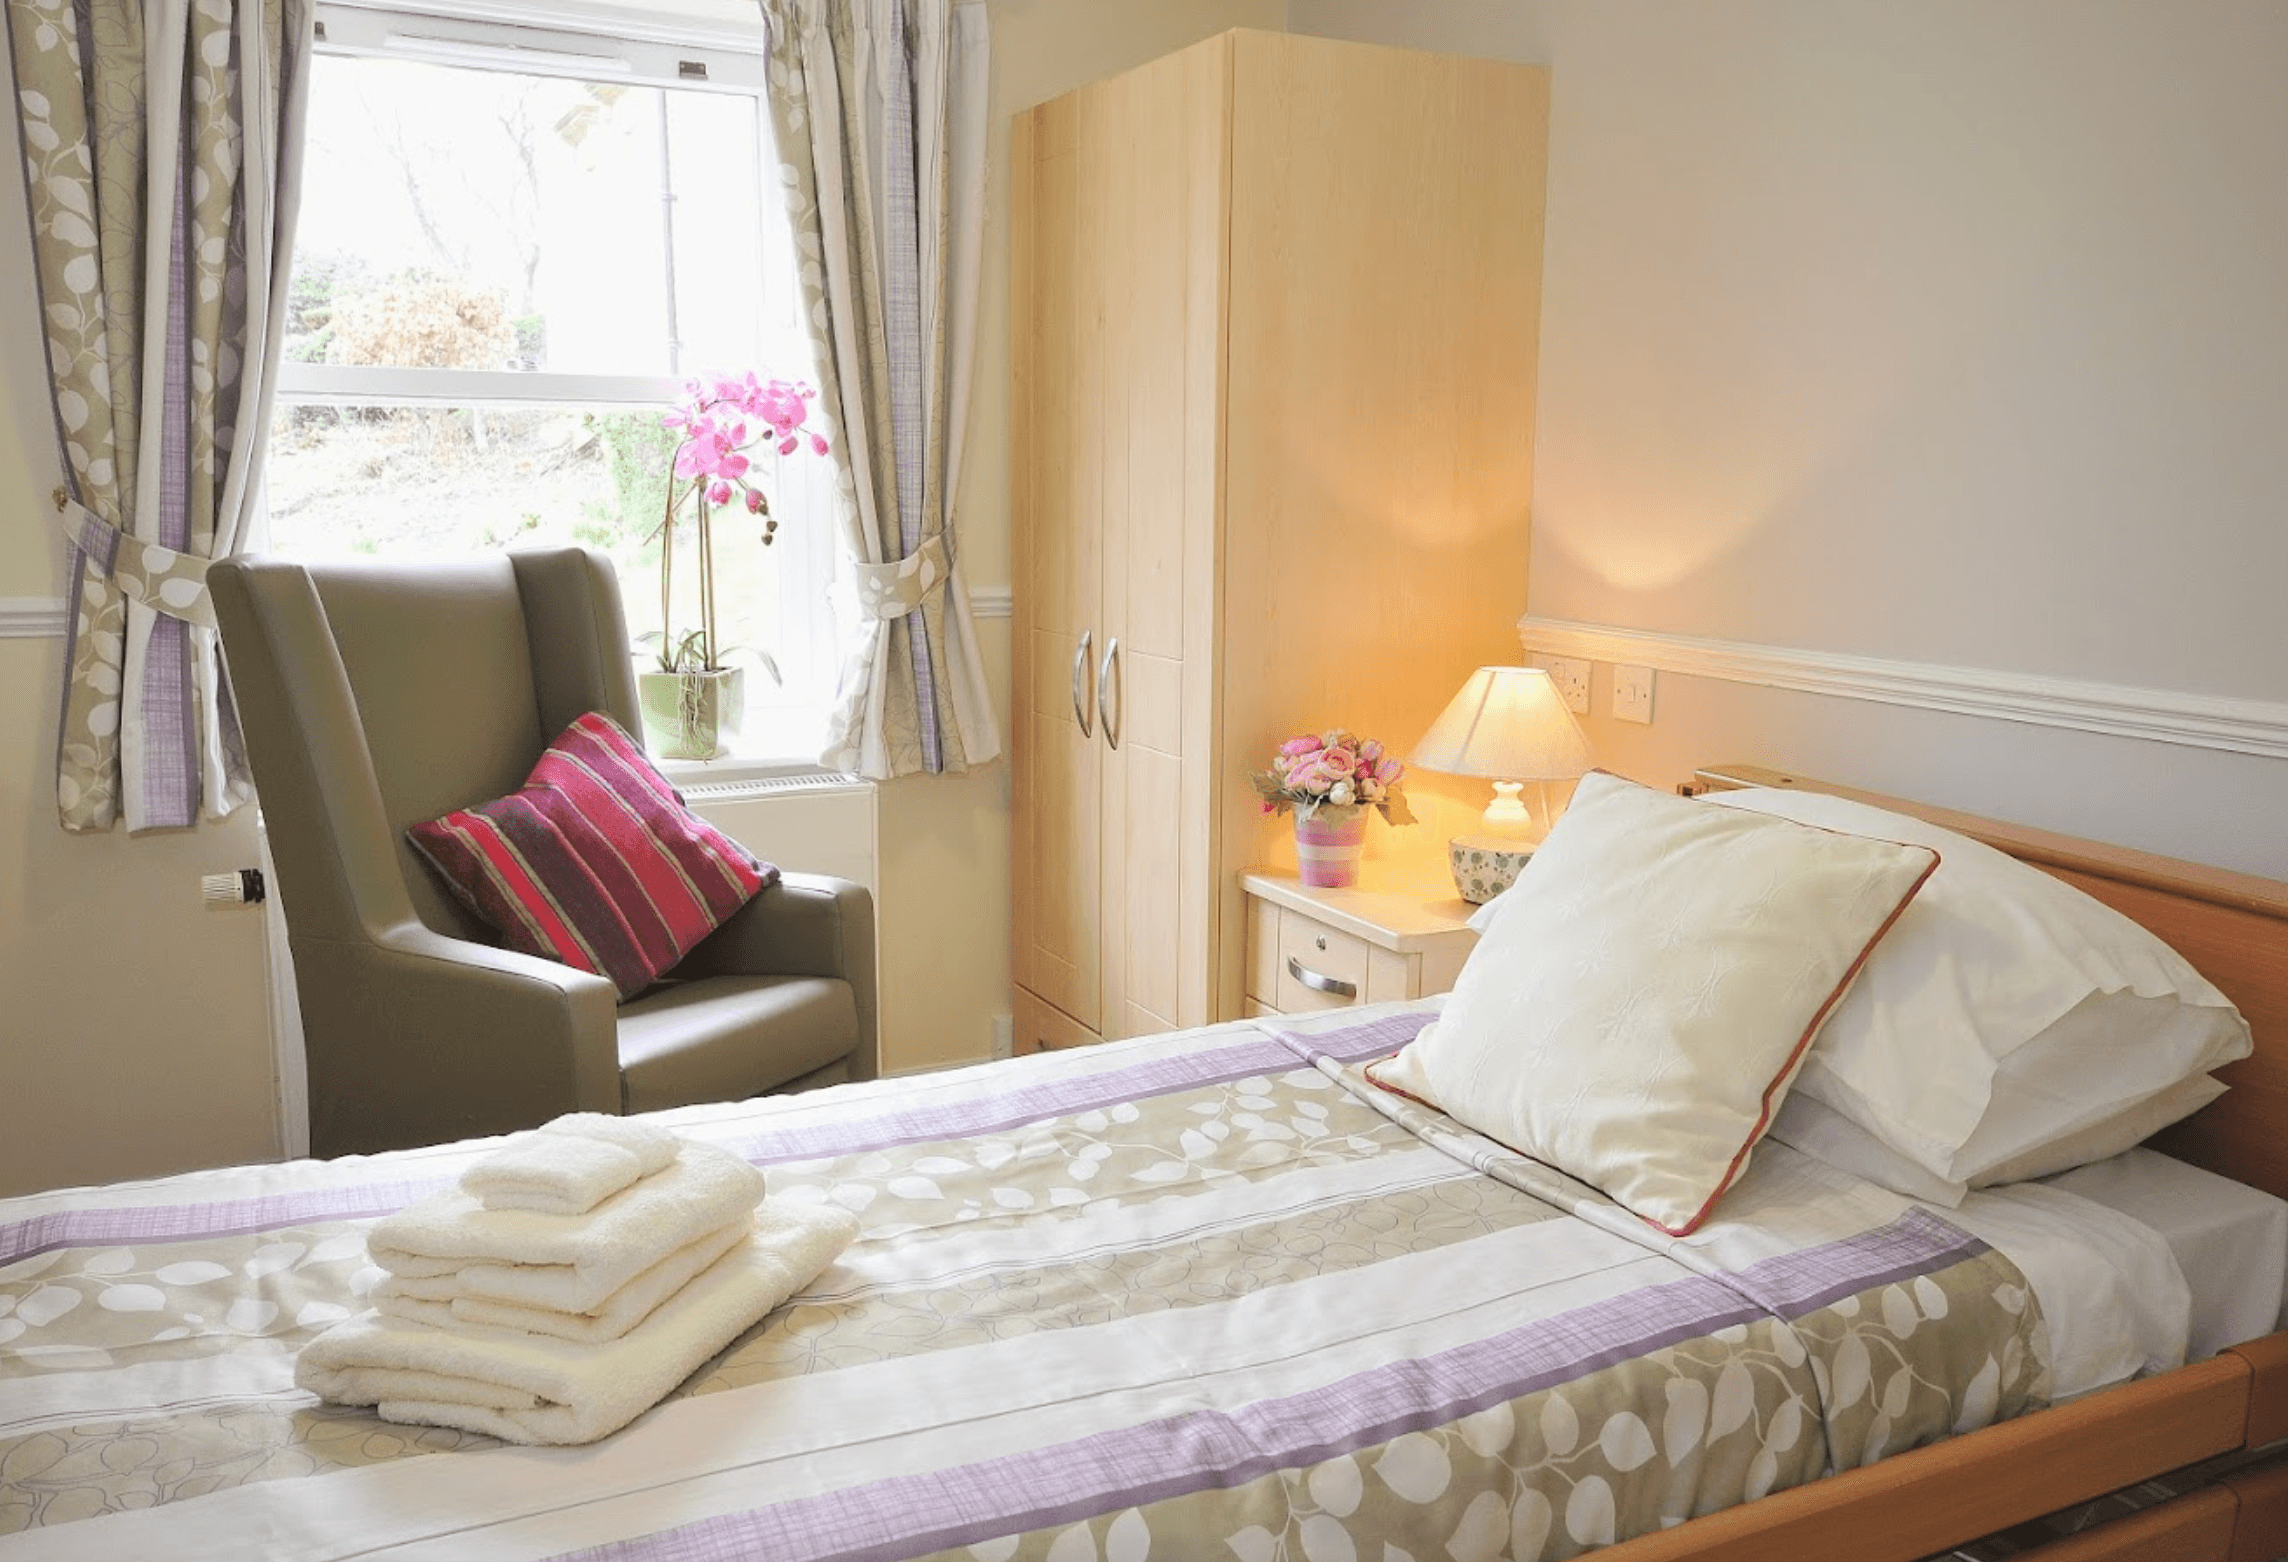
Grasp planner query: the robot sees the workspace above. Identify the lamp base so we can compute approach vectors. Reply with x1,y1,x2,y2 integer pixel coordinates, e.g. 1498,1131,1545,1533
1447,833,1537,905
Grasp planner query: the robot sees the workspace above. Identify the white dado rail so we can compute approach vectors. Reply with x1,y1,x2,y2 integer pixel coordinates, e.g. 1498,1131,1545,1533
0,597,67,638
3,588,1013,635
1517,615,2288,762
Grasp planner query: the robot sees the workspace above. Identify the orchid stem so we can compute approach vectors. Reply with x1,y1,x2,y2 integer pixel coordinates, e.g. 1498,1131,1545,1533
657,459,680,673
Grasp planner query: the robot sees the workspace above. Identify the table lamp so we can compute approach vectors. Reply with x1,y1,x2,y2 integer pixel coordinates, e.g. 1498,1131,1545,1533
1410,665,1595,902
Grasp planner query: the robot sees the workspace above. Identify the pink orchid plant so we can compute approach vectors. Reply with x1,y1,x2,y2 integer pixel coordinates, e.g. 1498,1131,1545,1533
1250,729,1416,825
650,371,832,675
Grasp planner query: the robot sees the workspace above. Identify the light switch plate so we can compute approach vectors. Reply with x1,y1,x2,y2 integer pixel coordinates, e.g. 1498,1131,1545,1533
1613,665,1656,724
1536,655,1591,716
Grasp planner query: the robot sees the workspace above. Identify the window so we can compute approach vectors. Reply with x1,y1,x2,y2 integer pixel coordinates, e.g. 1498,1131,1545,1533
266,5,844,761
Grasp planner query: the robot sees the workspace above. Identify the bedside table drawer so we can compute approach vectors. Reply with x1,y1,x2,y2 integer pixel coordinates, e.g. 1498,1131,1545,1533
1276,911,1374,1012
1240,870,1478,1018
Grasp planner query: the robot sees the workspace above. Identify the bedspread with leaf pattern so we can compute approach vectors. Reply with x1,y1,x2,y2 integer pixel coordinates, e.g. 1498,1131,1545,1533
0,1003,2046,1560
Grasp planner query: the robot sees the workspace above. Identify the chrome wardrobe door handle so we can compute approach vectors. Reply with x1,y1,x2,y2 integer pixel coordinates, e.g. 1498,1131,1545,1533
1070,630,1093,738
1098,637,1122,750
1287,957,1357,998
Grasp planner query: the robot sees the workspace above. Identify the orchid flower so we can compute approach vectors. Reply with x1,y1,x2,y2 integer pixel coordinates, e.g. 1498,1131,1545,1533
650,371,833,674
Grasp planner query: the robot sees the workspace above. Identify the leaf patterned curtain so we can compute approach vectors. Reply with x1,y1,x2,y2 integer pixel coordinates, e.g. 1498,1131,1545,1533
6,0,312,831
760,0,999,779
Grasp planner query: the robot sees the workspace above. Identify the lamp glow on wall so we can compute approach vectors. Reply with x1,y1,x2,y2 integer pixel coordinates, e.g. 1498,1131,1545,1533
1410,666,1595,903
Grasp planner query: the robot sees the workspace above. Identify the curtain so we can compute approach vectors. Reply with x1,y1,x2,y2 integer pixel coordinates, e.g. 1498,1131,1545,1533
6,0,311,831
760,0,999,779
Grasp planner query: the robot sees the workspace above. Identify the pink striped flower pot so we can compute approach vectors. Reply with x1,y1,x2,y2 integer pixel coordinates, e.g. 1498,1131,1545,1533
1294,808,1368,888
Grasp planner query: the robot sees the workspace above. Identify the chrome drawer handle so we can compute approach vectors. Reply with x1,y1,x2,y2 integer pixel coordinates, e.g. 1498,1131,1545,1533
1070,630,1093,738
1287,956,1357,999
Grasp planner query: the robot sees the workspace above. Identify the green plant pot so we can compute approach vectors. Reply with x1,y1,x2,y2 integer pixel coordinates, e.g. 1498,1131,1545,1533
638,667,745,760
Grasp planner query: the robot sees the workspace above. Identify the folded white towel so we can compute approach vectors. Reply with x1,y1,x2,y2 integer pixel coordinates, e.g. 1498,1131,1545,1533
462,1121,678,1217
370,1285,457,1332
456,1219,751,1344
538,1112,680,1163
372,1218,751,1345
301,1203,860,1446
367,1142,766,1315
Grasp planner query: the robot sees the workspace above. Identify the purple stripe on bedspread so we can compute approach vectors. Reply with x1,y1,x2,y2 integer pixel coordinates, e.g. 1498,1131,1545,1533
1722,1207,1990,1319
553,1271,1766,1562
0,1181,453,1269
0,1015,1436,1266
1257,1010,1443,1068
720,1012,1432,1167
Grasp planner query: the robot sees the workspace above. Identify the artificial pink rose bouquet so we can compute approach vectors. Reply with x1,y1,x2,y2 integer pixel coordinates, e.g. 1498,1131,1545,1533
649,372,832,675
1250,729,1416,825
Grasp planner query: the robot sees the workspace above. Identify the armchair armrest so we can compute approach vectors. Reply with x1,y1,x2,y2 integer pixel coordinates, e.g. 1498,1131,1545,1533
291,922,623,1156
678,874,878,1080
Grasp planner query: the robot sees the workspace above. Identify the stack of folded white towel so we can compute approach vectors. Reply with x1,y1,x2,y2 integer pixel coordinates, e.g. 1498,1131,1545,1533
297,1113,855,1446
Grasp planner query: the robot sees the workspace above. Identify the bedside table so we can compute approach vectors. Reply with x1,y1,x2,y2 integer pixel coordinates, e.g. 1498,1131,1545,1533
1241,867,1480,1017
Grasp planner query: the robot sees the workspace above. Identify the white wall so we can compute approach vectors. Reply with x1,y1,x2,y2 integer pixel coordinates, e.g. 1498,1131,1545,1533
1292,0,2288,876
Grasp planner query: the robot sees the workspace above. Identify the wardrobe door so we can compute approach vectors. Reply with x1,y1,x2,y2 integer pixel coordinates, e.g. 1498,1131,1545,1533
1096,43,1226,1040
1011,91,1106,1038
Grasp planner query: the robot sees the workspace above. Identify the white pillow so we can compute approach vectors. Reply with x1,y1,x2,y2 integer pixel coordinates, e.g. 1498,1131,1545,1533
1372,772,1939,1235
1709,788,2250,1184
1768,1091,1972,1206
1768,1073,2227,1206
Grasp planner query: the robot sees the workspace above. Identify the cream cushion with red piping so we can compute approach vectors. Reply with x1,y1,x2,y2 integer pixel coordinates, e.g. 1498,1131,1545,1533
1368,771,1939,1235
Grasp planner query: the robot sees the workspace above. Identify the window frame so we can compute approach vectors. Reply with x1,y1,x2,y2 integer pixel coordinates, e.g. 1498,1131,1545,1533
282,1,779,411
273,4,849,777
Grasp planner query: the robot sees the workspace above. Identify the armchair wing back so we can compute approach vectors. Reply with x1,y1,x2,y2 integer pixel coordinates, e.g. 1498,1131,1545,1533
211,547,877,1158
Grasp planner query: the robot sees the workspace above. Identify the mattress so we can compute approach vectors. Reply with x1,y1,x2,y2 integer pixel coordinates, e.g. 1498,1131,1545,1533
0,1001,2048,1560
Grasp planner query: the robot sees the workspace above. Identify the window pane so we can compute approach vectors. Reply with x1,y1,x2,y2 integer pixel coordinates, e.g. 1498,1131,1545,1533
289,55,766,378
264,401,842,756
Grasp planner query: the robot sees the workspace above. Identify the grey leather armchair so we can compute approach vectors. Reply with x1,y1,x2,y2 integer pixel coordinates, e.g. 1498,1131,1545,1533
211,547,876,1158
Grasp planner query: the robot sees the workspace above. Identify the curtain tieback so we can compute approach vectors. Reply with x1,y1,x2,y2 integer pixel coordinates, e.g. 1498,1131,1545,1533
52,486,217,629
853,533,952,621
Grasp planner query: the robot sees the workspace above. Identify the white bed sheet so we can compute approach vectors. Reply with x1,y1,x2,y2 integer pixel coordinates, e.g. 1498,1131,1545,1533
1947,1174,2191,1402
1941,1145,2288,1402
2043,1147,2288,1362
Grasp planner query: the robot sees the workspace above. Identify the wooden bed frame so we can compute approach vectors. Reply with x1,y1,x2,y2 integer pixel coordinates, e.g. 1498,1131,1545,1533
1608,766,2288,1562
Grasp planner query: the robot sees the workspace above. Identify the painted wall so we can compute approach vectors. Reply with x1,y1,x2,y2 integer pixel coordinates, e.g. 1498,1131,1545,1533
1291,0,2288,876
0,0,1282,1193
0,105,281,1198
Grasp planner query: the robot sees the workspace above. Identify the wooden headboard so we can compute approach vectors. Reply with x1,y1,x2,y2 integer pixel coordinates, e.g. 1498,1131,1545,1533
1693,764,2288,1201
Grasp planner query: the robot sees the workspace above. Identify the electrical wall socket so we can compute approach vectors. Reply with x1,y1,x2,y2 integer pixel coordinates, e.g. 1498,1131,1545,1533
1535,655,1591,716
1613,665,1656,724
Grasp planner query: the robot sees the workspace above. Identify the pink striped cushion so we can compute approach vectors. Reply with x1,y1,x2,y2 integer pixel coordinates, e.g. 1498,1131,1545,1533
407,712,776,1000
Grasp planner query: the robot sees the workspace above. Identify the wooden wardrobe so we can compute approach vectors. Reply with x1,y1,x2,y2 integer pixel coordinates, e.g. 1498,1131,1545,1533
1010,30,1550,1052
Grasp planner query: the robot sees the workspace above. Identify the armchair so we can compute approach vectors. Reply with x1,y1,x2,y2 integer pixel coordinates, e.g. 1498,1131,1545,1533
210,547,876,1157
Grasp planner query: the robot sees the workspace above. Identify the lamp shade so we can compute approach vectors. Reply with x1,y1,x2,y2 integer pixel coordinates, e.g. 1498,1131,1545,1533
1410,666,1594,781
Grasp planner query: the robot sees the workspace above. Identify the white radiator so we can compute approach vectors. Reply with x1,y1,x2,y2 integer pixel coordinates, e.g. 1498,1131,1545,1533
680,771,879,893
261,771,879,1160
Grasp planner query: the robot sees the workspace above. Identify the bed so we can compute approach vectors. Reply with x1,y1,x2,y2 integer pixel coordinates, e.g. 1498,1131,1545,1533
2,765,2286,1561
